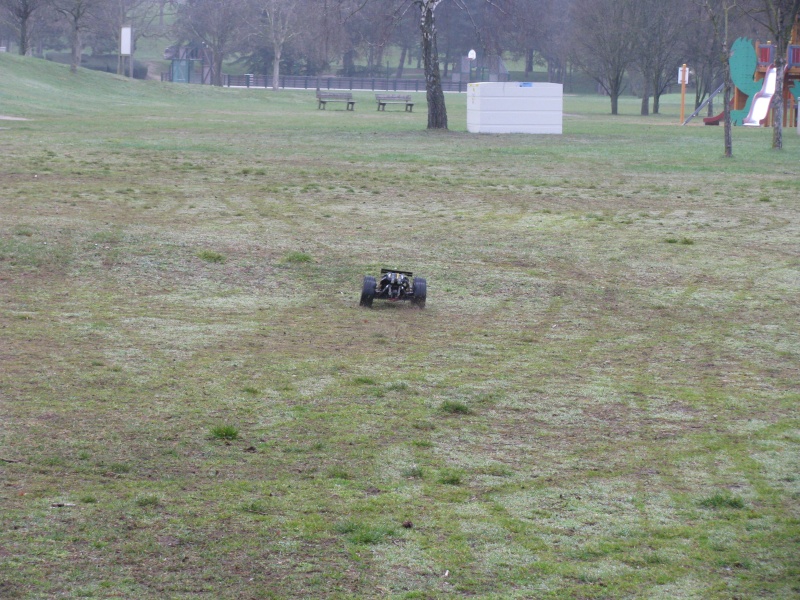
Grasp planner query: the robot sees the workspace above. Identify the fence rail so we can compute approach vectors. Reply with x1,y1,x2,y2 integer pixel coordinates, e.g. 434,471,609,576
222,74,509,93
161,72,510,92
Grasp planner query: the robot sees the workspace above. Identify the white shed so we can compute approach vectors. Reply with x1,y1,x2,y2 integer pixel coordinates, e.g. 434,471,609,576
467,82,563,134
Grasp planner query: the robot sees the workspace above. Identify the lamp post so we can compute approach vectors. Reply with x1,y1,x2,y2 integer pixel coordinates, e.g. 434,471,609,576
467,49,476,82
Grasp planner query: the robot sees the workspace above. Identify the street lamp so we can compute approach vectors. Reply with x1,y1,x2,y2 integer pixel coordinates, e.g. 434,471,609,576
467,49,476,82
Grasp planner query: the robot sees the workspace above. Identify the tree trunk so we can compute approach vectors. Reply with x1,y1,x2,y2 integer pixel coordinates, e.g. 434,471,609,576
652,73,662,114
272,49,281,91
640,78,650,116
19,18,29,56
772,62,784,149
703,0,735,157
395,46,407,78
723,63,733,157
419,1,447,130
343,49,355,76
375,46,384,76
70,26,81,73
610,93,619,115
212,52,223,86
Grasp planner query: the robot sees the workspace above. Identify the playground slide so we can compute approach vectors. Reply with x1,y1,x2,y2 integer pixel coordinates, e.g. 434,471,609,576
742,66,778,126
703,111,724,125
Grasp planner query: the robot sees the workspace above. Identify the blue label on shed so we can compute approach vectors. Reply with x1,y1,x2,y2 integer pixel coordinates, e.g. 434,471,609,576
519,82,533,87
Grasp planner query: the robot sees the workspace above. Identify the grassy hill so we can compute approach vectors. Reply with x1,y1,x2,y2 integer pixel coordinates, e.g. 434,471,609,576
1,52,799,599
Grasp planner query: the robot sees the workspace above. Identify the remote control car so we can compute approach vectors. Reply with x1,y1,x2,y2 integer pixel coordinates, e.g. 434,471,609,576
359,269,426,308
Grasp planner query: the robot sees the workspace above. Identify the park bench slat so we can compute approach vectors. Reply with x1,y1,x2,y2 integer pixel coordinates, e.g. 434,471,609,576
316,91,356,111
375,94,414,112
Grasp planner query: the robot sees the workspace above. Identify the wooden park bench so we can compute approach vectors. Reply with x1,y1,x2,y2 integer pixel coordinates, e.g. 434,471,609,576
375,94,414,112
316,91,355,111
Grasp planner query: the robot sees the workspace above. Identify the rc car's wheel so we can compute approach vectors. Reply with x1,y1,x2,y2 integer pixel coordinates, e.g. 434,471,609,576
412,277,426,308
360,276,376,307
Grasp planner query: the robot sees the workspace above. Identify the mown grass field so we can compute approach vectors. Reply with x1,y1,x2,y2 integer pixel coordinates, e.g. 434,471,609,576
1,52,799,599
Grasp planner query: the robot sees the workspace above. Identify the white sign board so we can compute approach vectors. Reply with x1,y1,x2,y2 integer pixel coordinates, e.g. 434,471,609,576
678,66,689,85
121,27,132,56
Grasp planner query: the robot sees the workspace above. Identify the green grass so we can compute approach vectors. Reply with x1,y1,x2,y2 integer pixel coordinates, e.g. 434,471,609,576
1,53,799,599
698,491,746,509
440,400,473,414
282,250,313,264
210,425,239,440
197,250,226,263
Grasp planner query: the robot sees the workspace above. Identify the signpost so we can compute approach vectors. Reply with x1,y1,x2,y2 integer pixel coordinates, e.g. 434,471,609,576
679,64,689,124
121,26,132,78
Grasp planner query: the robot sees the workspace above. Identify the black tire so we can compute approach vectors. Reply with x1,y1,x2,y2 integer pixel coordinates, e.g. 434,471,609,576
360,276,376,307
412,277,426,308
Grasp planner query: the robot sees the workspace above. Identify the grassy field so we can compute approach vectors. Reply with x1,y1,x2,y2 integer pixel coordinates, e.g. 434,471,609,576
1,53,799,599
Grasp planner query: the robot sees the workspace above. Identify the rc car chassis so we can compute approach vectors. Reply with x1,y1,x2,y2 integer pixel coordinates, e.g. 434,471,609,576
359,269,426,308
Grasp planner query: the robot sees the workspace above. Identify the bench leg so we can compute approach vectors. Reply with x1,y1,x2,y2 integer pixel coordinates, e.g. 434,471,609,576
347,102,355,111
406,104,413,112
318,101,325,110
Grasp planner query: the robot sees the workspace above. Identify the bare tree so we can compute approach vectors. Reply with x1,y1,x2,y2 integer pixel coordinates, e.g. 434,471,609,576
631,0,688,115
174,0,248,86
49,0,101,72
92,0,162,76
742,0,800,148
702,0,740,157
250,0,302,90
0,0,46,55
434,0,475,78
571,0,635,115
683,3,724,111
541,0,575,84
389,8,416,78
346,0,513,129
416,0,447,128
504,0,569,82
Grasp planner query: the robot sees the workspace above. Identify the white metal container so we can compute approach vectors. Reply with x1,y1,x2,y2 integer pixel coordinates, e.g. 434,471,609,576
467,82,563,134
